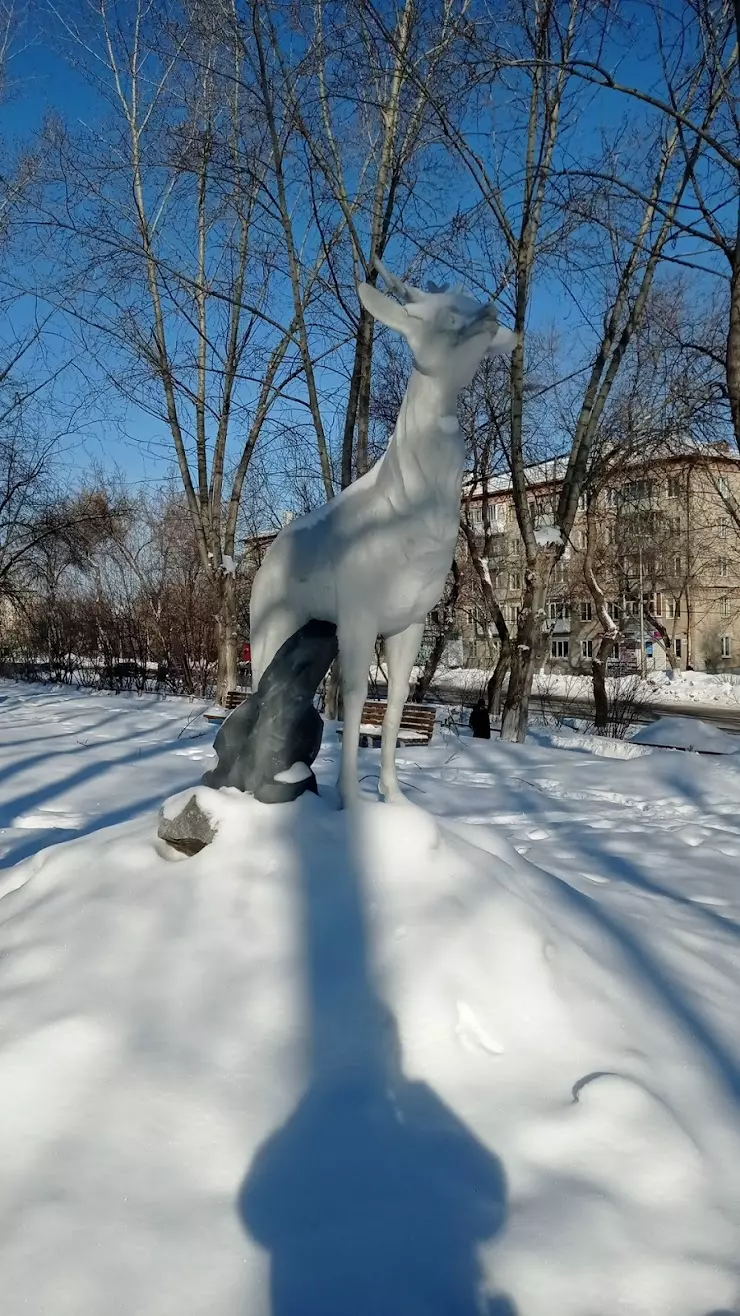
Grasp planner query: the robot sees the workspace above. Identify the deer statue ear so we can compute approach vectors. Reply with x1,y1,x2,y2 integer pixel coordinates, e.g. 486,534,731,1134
373,256,426,303
488,326,518,356
358,282,413,335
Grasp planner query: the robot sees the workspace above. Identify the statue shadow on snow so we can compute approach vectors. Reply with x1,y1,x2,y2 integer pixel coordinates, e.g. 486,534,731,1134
237,801,517,1316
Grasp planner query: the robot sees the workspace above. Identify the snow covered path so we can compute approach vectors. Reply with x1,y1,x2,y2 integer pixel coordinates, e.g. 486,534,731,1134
1,682,739,1315
0,683,212,871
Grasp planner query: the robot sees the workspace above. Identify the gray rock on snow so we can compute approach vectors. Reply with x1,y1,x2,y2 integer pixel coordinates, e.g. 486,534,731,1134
157,795,217,855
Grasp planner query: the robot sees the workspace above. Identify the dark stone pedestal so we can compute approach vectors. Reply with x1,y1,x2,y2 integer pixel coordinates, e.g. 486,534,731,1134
202,619,338,803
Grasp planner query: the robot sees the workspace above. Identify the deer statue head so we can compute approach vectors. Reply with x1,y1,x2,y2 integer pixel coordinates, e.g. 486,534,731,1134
357,257,517,392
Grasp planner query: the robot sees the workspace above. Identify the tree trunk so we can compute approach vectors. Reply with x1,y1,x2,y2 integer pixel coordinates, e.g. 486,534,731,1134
325,657,342,720
500,562,546,742
487,639,511,717
215,573,238,704
727,240,740,452
592,634,614,733
413,632,444,703
413,563,461,703
646,612,677,670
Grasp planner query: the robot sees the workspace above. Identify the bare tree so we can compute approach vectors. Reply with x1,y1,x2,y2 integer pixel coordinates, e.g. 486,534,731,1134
42,0,326,700
543,1,740,450
359,1,723,739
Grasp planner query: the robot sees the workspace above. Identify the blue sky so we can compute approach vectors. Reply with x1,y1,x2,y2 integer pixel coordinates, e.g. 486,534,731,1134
2,4,730,510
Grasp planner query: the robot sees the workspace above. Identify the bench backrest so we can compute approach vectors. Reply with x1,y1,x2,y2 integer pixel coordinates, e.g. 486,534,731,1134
362,699,436,739
225,690,249,710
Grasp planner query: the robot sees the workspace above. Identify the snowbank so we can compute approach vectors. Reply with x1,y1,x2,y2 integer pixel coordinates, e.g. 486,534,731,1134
1,792,738,1314
1,683,740,1315
633,715,739,754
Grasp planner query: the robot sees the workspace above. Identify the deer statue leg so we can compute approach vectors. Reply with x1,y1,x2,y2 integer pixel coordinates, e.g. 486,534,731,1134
337,620,377,808
379,622,425,803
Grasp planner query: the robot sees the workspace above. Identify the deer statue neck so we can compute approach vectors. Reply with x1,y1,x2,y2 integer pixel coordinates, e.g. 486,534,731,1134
379,367,465,509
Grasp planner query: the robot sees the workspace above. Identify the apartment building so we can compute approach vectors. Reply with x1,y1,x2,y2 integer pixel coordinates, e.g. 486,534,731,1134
459,440,740,673
244,441,740,676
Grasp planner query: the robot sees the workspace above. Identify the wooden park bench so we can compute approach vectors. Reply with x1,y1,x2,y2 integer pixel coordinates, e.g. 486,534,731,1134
336,699,436,748
203,690,249,724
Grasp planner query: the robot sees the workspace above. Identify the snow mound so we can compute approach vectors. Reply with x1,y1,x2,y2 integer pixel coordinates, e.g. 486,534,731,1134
633,715,739,754
1,793,738,1315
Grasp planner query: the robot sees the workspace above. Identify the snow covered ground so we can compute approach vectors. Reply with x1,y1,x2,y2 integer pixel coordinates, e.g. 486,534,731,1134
632,715,740,754
1,680,740,1316
418,663,740,713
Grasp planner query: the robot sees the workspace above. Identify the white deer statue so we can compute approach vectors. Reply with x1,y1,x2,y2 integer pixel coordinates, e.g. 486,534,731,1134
249,259,516,805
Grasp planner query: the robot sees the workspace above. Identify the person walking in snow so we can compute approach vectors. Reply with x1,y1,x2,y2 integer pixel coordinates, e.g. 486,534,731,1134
469,698,491,739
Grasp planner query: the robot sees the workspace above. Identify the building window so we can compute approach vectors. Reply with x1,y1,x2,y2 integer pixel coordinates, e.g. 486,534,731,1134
721,635,732,659
667,516,681,537
651,593,663,618
581,639,593,658
674,637,682,659
576,529,587,550
719,518,730,539
623,478,654,502
719,557,729,579
580,600,593,622
666,597,680,619
720,597,730,617
505,603,518,625
471,505,482,524
578,492,587,510
672,555,682,576
605,525,615,546
551,639,570,659
493,503,506,525
509,571,521,590
718,475,730,495
548,600,570,622
667,475,682,499
609,600,621,621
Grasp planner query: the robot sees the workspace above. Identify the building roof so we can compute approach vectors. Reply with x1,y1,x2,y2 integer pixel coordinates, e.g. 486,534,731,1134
464,439,738,501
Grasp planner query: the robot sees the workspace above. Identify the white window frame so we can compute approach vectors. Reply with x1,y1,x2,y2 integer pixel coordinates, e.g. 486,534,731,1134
548,600,570,622
674,637,682,659
551,639,570,659
581,639,593,658
666,475,681,499
580,600,593,622
720,597,730,618
721,635,732,659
